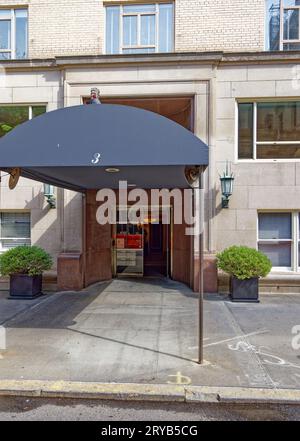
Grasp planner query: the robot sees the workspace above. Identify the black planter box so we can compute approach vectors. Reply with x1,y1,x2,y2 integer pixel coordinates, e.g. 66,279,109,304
9,274,43,300
230,277,259,303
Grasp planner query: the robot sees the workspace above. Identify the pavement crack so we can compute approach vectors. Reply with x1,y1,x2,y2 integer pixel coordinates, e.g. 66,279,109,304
223,301,278,390
153,292,164,379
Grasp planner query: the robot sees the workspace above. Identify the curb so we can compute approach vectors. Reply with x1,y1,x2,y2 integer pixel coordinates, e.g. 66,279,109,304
186,386,300,404
0,380,300,405
0,380,185,402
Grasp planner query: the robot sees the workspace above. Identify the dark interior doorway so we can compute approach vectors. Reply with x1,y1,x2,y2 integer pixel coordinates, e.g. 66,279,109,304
114,209,171,279
143,220,170,277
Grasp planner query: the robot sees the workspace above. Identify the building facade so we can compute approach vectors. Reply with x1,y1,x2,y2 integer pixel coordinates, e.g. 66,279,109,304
1,0,300,293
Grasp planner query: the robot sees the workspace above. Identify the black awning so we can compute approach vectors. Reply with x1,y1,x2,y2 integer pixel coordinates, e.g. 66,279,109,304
0,104,208,191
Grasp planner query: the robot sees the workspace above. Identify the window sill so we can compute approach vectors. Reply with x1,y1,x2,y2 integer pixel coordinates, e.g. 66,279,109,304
263,272,300,281
236,159,300,164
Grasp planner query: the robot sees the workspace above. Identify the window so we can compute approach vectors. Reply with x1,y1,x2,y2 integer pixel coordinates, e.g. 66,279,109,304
258,213,292,269
299,214,300,269
238,101,300,160
258,212,300,271
266,1,300,51
106,3,174,54
0,212,30,252
0,9,28,59
0,105,46,138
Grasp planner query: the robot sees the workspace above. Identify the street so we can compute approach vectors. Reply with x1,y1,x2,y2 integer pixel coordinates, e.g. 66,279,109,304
0,396,300,421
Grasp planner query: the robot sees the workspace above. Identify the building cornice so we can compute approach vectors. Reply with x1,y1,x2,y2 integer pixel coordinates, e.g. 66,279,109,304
54,52,224,67
1,51,300,71
221,50,300,64
0,59,57,70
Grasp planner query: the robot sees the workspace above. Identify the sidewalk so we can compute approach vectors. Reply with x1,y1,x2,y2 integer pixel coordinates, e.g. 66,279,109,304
0,278,300,403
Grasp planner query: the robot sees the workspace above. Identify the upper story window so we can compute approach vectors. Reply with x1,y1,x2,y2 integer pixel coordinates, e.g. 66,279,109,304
238,101,300,160
266,1,300,51
0,8,28,59
106,3,174,54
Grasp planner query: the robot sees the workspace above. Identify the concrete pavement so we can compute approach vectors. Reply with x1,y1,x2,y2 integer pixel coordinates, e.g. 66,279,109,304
0,290,49,326
0,278,300,402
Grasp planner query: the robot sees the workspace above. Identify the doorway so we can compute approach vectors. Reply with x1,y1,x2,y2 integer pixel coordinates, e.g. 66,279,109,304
113,207,171,278
143,215,170,277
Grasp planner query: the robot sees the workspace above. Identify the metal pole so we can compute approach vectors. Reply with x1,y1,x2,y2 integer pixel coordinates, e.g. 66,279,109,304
198,172,204,364
166,213,169,279
82,192,87,288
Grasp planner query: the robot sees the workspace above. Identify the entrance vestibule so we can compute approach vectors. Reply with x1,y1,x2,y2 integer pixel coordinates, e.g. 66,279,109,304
87,95,194,282
113,207,171,278
0,101,210,292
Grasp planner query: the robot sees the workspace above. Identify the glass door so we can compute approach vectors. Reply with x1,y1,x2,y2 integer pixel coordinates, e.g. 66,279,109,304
115,220,144,277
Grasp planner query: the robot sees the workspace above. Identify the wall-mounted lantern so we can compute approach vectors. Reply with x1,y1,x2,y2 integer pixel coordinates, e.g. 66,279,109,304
44,184,56,209
220,162,234,209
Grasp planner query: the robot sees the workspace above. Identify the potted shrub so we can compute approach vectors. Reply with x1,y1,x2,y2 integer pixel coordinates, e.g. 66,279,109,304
0,246,52,299
217,246,272,303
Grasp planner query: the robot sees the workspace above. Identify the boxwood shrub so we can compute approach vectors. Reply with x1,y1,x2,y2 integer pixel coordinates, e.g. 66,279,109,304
217,246,272,280
0,246,52,277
